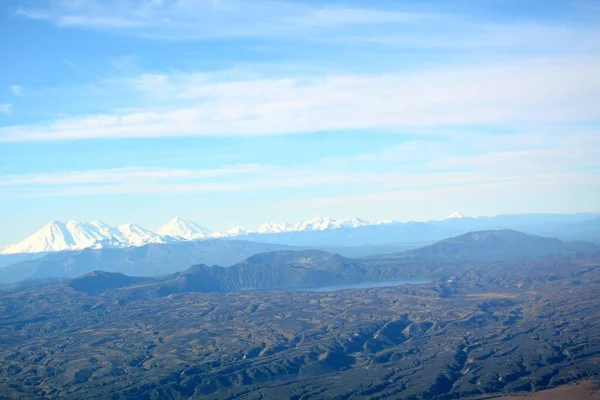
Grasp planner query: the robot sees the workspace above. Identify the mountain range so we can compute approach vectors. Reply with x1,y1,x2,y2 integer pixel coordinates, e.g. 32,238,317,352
1,229,596,285
1,220,166,254
2,212,600,256
5,230,600,400
390,229,598,260
0,214,442,255
0,240,298,284
64,230,598,297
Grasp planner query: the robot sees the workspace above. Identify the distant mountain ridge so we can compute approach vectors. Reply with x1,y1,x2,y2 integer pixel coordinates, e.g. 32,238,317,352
401,229,598,260
155,217,211,240
0,240,299,284
0,214,414,255
3,212,600,255
68,271,149,295
65,230,599,296
67,249,385,296
3,229,597,286
0,220,167,254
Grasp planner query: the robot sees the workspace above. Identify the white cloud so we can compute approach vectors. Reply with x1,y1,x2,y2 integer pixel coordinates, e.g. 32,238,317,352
0,171,534,198
1,57,599,142
14,0,600,61
15,1,431,39
338,128,600,174
0,104,13,115
0,165,262,187
281,172,600,221
3,155,597,199
10,85,24,97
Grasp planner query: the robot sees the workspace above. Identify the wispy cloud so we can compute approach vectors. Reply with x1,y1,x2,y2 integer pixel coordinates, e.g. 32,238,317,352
0,164,366,197
0,165,262,187
14,0,600,59
337,129,600,174
15,0,432,39
4,128,599,199
1,57,599,142
0,104,13,115
285,172,600,219
0,167,562,198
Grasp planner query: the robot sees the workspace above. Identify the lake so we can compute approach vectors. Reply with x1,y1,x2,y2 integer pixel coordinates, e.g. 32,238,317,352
294,279,428,292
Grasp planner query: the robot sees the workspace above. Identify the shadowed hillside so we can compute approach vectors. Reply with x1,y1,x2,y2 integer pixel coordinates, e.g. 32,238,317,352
1,237,599,399
68,271,150,295
0,240,299,284
392,229,597,261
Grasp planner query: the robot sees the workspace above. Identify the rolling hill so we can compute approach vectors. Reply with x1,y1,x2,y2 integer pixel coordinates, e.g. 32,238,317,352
0,240,298,284
394,229,597,260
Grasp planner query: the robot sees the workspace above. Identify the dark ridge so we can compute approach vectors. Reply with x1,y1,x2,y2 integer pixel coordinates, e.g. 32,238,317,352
0,239,299,284
396,229,597,261
68,270,149,295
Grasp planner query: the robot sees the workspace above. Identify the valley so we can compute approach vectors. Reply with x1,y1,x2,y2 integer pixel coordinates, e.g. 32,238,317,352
1,230,599,399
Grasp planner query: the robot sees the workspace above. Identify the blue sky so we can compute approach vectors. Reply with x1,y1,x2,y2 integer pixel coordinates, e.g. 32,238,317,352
1,0,600,245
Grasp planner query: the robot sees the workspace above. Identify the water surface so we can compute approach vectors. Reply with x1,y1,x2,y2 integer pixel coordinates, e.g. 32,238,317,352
295,279,428,292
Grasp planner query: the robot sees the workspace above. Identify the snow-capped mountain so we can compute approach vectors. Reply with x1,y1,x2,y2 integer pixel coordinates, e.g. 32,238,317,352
207,225,251,238
1,220,166,255
293,216,374,231
333,217,372,229
225,226,251,237
294,215,338,231
2,221,76,254
116,223,165,246
64,221,107,245
90,221,114,235
375,219,397,225
256,222,294,234
2,220,108,255
445,212,466,220
1,215,378,254
157,217,212,240
1,213,471,255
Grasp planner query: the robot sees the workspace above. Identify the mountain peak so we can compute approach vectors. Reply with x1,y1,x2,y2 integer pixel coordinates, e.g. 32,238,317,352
226,225,249,236
2,220,164,255
2,220,74,254
157,217,212,240
256,221,293,234
445,211,465,219
295,215,336,231
335,217,372,229
117,222,137,230
407,229,596,261
45,220,65,228
90,221,112,230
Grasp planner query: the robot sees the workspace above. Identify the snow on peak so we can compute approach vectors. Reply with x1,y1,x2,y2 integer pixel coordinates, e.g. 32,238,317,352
117,223,165,245
1,220,74,254
445,211,465,219
225,225,250,236
334,217,372,229
90,220,112,231
1,220,111,254
294,215,337,231
2,214,411,255
65,220,109,244
256,221,293,234
1,219,163,255
157,217,212,240
294,216,375,231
